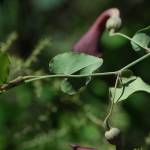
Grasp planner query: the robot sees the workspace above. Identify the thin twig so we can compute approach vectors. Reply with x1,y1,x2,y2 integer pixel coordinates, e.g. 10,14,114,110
24,71,117,83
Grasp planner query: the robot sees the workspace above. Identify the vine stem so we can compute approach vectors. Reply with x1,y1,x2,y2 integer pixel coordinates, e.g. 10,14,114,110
110,32,150,53
102,31,150,129
0,51,149,92
103,73,120,130
25,51,150,83
120,52,150,71
0,32,150,93
24,72,117,83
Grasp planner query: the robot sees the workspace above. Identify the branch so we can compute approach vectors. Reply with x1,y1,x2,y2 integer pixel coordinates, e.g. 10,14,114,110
0,76,31,93
24,71,117,83
0,50,149,93
1,31,150,93
0,72,116,93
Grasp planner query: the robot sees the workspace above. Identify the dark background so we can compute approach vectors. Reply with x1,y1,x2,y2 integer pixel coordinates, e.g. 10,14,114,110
0,0,150,149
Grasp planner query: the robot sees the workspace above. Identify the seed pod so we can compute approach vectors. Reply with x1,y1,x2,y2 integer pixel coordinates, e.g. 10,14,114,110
106,16,122,33
105,127,122,145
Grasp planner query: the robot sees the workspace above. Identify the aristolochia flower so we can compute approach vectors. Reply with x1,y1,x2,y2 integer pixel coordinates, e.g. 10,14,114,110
72,8,120,56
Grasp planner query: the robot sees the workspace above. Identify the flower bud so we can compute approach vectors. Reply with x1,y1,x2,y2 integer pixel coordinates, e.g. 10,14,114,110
106,16,122,33
105,127,122,145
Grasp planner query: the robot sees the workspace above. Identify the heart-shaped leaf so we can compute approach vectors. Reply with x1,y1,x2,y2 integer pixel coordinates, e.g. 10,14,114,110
0,51,10,84
49,52,103,75
131,26,150,52
110,76,150,103
49,52,103,94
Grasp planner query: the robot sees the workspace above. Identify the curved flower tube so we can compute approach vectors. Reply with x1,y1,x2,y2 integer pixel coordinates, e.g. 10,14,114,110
72,8,120,56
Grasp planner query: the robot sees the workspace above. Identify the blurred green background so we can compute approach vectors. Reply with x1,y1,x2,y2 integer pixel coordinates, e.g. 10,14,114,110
0,0,150,149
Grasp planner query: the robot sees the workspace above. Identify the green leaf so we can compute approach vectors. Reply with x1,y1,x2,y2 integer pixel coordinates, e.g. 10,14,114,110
110,76,150,103
49,52,103,95
131,26,150,52
49,52,103,75
0,51,10,84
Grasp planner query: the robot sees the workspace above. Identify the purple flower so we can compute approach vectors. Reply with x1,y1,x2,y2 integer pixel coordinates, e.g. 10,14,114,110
72,8,120,56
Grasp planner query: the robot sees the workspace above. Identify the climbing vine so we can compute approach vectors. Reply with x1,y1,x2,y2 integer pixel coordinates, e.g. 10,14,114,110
0,8,150,150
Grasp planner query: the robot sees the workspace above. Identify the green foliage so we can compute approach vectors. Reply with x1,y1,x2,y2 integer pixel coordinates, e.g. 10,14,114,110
0,1,150,150
110,76,150,103
131,26,150,52
49,52,103,75
49,52,103,94
0,51,10,84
